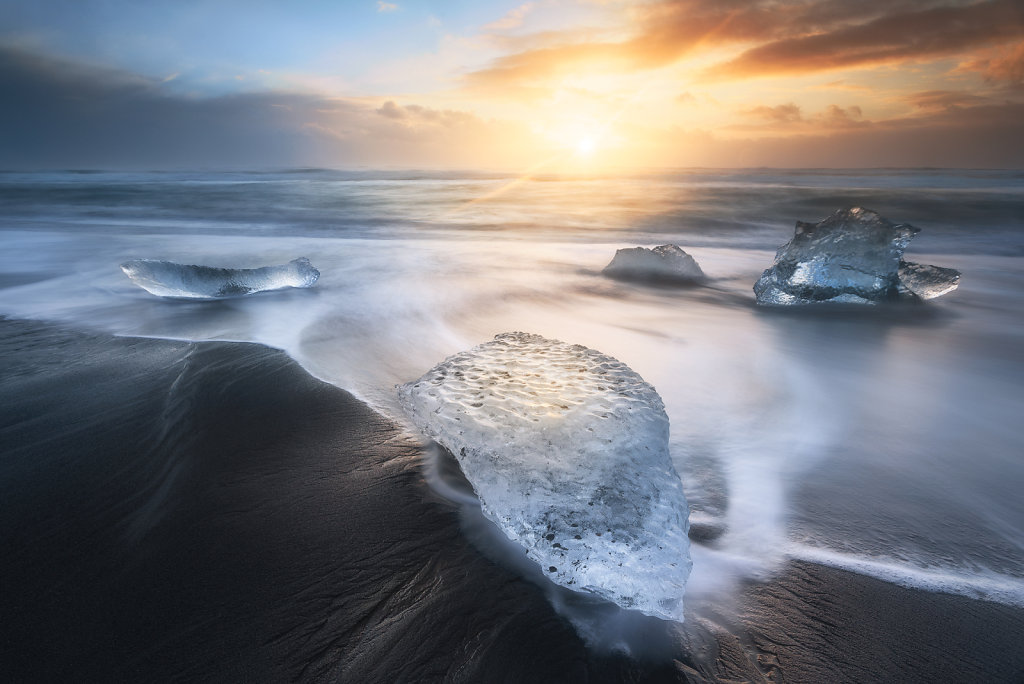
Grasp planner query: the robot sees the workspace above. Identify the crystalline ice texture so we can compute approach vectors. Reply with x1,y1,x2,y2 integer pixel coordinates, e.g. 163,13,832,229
754,207,921,305
398,332,692,622
121,257,319,299
602,244,705,284
754,208,961,305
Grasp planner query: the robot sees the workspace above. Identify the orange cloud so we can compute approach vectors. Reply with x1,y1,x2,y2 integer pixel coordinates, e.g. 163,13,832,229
705,0,1024,80
960,41,1024,88
745,103,803,123
464,0,1024,90
652,100,1024,167
732,103,866,133
905,90,990,110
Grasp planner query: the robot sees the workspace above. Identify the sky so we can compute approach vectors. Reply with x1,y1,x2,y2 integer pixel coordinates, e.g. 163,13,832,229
1,0,1023,169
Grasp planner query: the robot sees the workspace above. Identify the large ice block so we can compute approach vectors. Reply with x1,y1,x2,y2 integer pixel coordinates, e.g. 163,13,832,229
754,207,959,305
398,332,692,622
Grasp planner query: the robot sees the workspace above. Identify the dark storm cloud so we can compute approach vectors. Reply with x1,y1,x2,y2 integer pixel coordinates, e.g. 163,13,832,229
0,46,330,168
0,46,522,169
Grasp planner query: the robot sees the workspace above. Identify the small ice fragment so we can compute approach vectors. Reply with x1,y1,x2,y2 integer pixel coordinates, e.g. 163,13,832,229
121,257,319,300
398,332,692,622
602,244,705,284
898,261,961,300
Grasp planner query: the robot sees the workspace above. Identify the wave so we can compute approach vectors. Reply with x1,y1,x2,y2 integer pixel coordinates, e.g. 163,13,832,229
788,544,1024,608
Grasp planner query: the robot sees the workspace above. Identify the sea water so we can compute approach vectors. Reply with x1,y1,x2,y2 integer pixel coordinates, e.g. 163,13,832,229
1,168,1022,610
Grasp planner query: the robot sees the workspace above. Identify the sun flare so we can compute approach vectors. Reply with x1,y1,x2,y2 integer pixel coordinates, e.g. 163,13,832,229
575,136,596,157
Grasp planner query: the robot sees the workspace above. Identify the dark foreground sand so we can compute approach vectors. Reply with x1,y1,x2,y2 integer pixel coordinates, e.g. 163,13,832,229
1,319,1022,683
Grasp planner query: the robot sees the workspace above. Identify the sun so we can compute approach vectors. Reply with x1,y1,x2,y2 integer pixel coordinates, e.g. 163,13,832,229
575,136,596,157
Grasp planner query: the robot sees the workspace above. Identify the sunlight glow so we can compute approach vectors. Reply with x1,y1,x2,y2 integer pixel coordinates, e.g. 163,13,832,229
575,136,596,157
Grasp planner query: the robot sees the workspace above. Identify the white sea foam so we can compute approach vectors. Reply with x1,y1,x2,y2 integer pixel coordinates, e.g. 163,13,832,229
1,171,1022,617
787,544,1024,608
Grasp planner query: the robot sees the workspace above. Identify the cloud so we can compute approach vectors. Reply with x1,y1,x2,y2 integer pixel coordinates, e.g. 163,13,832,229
0,45,533,169
0,46,327,168
650,100,1024,167
376,100,406,119
484,3,536,31
3,39,1022,170
813,80,872,92
464,0,1024,89
377,2,397,13
705,0,1024,80
733,102,867,133
905,90,990,110
960,41,1024,88
374,100,478,128
745,103,803,123
814,104,864,128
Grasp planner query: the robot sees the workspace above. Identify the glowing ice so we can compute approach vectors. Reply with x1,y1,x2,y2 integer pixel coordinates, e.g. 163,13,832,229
398,332,691,622
121,257,319,299
602,244,705,284
754,207,959,305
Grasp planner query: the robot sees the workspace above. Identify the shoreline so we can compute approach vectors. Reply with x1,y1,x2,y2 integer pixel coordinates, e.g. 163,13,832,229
1,317,1022,682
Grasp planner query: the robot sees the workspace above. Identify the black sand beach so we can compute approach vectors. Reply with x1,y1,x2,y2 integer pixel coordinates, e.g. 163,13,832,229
2,318,1023,683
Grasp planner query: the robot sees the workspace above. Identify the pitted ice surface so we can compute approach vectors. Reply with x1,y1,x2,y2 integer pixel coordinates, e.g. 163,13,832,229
398,332,691,622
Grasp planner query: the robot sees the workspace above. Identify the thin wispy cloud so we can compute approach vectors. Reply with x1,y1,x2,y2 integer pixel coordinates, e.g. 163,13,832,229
484,3,536,31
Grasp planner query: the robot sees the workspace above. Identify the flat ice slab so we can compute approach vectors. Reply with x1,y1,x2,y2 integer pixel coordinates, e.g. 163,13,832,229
754,207,959,305
398,332,691,622
121,257,319,299
602,244,705,284
898,261,961,300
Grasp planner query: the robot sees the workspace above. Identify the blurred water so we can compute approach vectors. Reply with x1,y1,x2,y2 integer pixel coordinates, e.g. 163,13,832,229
1,168,1022,608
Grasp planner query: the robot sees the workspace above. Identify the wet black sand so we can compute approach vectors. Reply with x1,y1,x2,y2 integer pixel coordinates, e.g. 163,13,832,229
1,319,1022,682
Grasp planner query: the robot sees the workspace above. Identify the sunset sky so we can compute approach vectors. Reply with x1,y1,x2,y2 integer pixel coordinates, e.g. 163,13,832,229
2,0,1023,169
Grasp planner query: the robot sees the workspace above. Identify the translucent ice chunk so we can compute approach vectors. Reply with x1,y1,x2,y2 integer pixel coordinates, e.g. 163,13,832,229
121,257,319,299
398,332,692,622
602,244,705,284
754,207,916,305
898,261,961,300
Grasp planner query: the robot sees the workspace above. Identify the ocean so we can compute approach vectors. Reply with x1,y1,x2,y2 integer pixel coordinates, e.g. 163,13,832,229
1,168,1023,679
